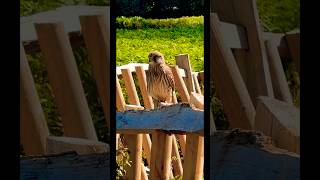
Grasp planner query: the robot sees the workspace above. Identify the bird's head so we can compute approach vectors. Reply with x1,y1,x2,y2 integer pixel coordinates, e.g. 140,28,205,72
148,51,165,65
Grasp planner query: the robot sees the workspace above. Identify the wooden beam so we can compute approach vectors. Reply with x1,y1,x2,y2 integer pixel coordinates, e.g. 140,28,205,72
116,104,204,135
212,0,275,106
211,13,256,129
265,40,293,104
20,43,50,155
150,132,172,180
171,66,190,103
176,54,195,93
220,21,248,49
190,92,204,110
255,96,300,154
35,22,97,141
21,152,109,179
46,136,109,155
80,15,110,128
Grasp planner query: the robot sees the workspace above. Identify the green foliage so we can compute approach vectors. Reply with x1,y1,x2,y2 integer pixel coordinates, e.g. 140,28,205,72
116,16,204,29
117,17,204,72
116,147,131,179
257,0,300,33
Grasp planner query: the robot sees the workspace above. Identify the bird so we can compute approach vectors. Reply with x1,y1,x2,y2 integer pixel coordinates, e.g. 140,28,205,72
146,51,175,108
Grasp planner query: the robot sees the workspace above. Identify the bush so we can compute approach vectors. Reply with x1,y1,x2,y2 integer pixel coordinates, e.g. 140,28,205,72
116,16,203,29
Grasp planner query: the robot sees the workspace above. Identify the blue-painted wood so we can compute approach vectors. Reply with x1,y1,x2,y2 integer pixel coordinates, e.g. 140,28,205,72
116,103,204,134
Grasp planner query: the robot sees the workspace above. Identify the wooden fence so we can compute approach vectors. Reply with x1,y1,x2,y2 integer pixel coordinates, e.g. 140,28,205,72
210,0,300,153
116,55,205,179
21,11,110,157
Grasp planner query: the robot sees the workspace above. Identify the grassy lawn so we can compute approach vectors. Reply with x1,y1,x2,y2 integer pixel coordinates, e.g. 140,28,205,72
116,17,204,72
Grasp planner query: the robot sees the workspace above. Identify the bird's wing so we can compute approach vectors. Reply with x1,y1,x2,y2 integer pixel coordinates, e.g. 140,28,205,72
162,64,175,90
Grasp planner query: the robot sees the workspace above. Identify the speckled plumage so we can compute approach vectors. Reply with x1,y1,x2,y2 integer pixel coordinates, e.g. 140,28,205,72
146,51,175,103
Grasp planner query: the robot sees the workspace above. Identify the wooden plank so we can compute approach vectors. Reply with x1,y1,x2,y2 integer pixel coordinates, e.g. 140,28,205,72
116,104,204,135
255,96,300,153
135,66,154,109
142,133,152,165
46,136,109,155
211,130,300,179
285,33,300,76
190,92,204,110
220,21,248,49
21,6,109,42
120,68,145,179
123,134,143,180
121,68,140,106
211,13,256,129
183,134,204,180
20,43,50,155
116,75,126,111
212,0,275,106
193,73,202,95
35,22,97,141
21,152,109,180
171,66,190,103
150,132,172,180
171,135,183,177
176,54,195,93
265,40,293,104
176,135,186,155
80,15,111,128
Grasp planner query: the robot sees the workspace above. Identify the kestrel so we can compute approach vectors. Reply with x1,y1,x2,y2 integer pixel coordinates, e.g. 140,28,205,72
146,51,175,107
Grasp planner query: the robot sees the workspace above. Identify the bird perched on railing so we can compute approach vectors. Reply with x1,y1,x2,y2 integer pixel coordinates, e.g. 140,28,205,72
146,51,175,108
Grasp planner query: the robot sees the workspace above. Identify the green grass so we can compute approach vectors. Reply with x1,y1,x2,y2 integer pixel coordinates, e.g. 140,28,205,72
117,20,204,72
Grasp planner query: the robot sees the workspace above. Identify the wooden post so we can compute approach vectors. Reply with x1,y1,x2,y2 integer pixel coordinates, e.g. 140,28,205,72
121,68,145,179
35,22,97,141
150,132,172,180
135,66,154,110
176,54,195,93
20,43,49,155
265,40,293,104
210,13,256,129
116,75,126,111
79,15,111,129
171,135,183,177
171,65,190,103
212,0,274,106
183,134,204,180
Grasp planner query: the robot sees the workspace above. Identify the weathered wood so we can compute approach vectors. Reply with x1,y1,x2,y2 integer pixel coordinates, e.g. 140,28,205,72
46,136,109,155
121,68,141,106
116,104,204,135
35,22,97,140
80,15,110,128
255,96,300,153
285,33,300,76
117,63,187,77
21,152,109,180
171,135,183,177
176,134,186,156
265,40,293,104
116,75,126,111
150,132,172,180
190,92,204,110
21,6,109,42
193,73,202,95
220,22,248,49
212,0,275,106
183,134,204,180
135,66,154,109
176,54,195,93
171,66,190,103
211,13,256,129
20,43,50,155
123,134,143,180
211,130,300,180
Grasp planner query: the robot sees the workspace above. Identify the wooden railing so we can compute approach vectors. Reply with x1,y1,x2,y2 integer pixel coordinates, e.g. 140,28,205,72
20,13,110,156
210,0,299,155
116,55,204,180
